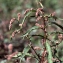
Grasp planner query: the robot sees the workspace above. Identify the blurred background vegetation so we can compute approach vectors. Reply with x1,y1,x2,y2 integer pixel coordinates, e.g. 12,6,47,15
0,0,63,63
0,0,62,19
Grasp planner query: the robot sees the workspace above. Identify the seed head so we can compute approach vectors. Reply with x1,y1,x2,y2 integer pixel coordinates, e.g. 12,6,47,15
9,18,16,30
24,8,33,15
17,13,21,21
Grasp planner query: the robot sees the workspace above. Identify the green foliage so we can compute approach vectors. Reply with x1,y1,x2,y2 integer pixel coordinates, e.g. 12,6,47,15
13,46,31,61
46,41,53,63
0,0,63,63
0,0,61,19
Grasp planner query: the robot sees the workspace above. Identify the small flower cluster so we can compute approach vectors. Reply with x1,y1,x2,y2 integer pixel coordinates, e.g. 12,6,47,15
50,12,57,20
9,18,16,30
35,23,44,29
36,8,44,17
24,8,33,15
12,30,20,37
9,13,21,30
17,13,21,21
9,13,22,38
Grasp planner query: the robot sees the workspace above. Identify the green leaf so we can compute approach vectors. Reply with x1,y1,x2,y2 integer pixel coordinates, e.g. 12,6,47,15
46,41,53,63
39,2,44,8
23,46,30,53
19,10,36,33
12,52,22,58
50,31,63,34
51,22,63,30
21,10,36,26
20,46,30,60
25,53,32,57
21,26,39,38
27,26,39,34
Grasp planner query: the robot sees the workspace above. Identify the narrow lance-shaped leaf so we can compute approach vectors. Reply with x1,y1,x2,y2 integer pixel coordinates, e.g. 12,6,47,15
46,41,53,63
51,22,63,30
39,2,44,8
19,10,36,33
21,26,39,38
21,10,36,26
20,46,30,60
50,31,63,34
